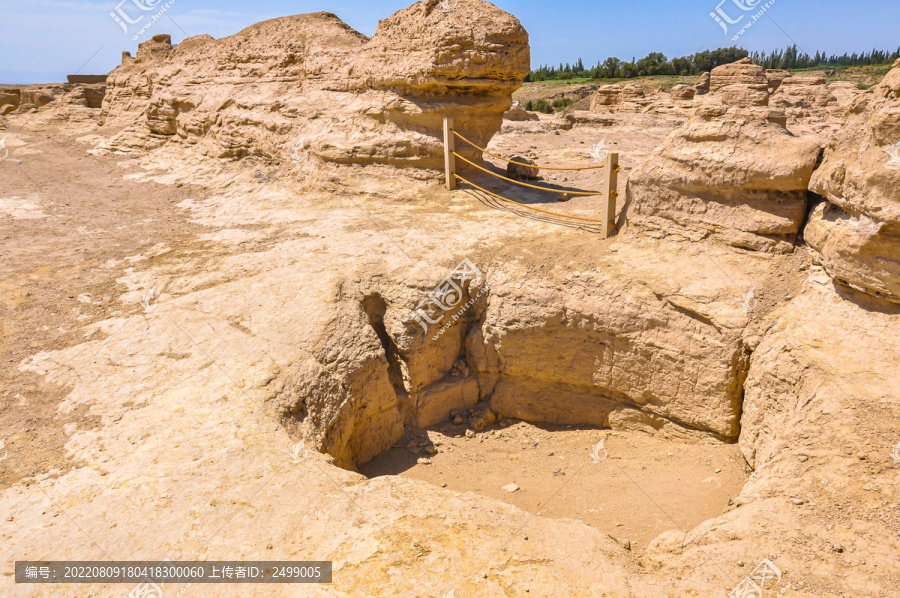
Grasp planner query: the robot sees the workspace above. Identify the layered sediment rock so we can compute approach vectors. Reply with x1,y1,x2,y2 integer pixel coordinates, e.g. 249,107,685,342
588,83,648,113
0,87,19,115
709,57,767,92
704,58,771,108
0,82,107,121
66,74,108,84
669,83,696,100
765,68,791,92
720,83,769,107
626,105,822,252
282,237,766,468
696,71,711,94
477,246,755,441
807,58,900,302
649,270,900,597
827,80,862,107
770,73,840,122
99,1,530,171
19,85,66,107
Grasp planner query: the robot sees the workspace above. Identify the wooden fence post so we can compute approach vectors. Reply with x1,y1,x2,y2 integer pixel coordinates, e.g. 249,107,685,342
444,117,456,191
602,152,619,239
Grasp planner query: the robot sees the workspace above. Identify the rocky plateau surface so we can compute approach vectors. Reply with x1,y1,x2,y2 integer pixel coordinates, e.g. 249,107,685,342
1,3,898,597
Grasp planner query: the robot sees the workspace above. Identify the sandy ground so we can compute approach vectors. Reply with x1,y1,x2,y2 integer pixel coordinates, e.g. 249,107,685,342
0,124,206,489
361,421,749,549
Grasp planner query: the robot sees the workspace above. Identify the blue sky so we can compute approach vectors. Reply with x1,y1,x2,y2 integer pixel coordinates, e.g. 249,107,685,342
1,0,898,84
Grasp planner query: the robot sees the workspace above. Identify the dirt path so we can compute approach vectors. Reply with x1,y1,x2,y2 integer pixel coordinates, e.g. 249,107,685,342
0,125,205,488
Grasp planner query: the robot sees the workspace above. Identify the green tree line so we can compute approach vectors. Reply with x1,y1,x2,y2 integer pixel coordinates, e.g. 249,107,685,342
750,46,900,70
526,45,900,82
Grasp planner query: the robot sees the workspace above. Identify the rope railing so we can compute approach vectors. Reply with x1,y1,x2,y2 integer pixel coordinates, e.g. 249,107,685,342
442,116,620,238
454,174,609,224
451,129,606,171
451,151,602,196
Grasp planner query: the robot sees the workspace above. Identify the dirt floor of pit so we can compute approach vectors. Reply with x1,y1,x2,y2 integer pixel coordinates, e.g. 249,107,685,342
360,420,751,548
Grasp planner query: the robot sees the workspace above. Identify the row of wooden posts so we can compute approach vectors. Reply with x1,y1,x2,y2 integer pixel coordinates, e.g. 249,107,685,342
442,117,619,238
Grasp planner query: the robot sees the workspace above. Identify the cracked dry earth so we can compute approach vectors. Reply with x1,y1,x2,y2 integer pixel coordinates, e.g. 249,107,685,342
1,114,899,597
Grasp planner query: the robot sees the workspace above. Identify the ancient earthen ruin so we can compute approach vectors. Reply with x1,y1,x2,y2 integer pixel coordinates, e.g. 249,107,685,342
1,1,898,596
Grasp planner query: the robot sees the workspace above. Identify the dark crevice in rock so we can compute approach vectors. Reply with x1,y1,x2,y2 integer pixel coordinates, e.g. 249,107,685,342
362,293,409,401
813,145,826,170
797,191,827,244
665,299,722,333
731,344,753,447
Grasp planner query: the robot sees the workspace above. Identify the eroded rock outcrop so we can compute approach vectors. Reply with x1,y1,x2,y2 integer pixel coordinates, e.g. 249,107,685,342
720,83,769,107
477,246,755,441
588,83,648,113
669,83,696,101
696,71,711,94
709,57,767,92
765,68,790,92
99,1,530,171
0,87,20,115
648,269,900,597
827,79,862,108
274,232,785,469
807,58,900,302
770,73,840,122
626,105,822,252
503,101,539,121
704,58,771,108
10,82,106,110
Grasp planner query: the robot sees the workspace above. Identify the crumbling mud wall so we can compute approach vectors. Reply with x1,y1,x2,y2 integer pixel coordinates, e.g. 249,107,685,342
99,0,530,171
625,105,822,252
274,247,762,470
807,58,900,303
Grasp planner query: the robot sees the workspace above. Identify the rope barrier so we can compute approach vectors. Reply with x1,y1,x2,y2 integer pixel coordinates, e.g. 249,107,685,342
452,130,606,171
451,152,602,196
454,174,610,225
